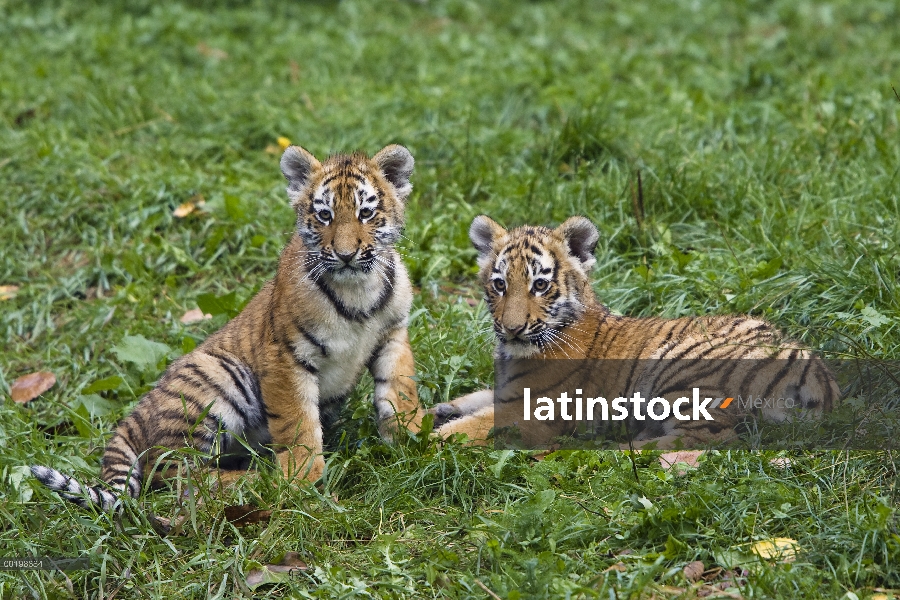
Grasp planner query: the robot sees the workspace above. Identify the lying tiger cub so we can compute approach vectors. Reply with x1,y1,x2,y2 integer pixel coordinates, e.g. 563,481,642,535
430,215,837,448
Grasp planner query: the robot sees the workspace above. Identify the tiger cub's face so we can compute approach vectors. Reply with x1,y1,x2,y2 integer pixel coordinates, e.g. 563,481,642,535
470,215,600,358
281,144,413,281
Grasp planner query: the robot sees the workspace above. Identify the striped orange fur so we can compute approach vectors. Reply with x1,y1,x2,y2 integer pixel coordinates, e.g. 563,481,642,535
430,215,838,447
32,144,425,510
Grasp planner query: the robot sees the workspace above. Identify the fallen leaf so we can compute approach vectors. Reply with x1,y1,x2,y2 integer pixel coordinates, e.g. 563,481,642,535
245,553,308,590
769,457,792,469
196,42,227,60
659,450,704,470
180,308,213,324
657,586,687,595
173,195,206,218
10,371,57,403
683,560,705,582
173,202,195,218
604,562,626,573
0,285,19,300
264,144,281,155
277,136,291,150
277,552,307,569
224,504,273,526
751,538,799,563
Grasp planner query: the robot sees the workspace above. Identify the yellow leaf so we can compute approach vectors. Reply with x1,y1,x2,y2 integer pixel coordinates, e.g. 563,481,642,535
173,195,206,218
173,202,195,218
0,285,19,300
751,538,799,562
277,136,291,150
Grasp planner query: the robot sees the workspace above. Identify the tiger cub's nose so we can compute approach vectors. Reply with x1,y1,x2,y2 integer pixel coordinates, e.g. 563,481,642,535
335,250,357,264
505,323,527,338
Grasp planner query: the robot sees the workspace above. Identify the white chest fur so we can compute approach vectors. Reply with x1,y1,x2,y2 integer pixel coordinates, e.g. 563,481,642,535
287,252,413,402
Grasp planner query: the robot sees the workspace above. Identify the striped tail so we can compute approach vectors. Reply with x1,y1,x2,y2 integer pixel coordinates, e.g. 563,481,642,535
30,464,136,512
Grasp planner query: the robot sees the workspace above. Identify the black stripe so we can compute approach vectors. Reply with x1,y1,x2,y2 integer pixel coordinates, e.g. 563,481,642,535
173,368,229,401
367,315,406,370
121,419,144,452
762,350,800,400
368,260,396,316
130,410,149,443
157,387,207,414
206,351,258,406
373,377,389,384
104,466,133,477
173,369,252,423
295,319,328,356
314,278,367,322
314,256,396,322
102,446,134,465
285,340,319,374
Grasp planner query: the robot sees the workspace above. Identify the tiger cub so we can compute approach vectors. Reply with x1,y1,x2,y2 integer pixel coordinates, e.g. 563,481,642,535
32,144,425,510
430,215,838,447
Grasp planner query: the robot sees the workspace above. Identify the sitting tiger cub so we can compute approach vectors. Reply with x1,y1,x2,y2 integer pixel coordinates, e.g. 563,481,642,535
32,144,425,510
430,215,838,448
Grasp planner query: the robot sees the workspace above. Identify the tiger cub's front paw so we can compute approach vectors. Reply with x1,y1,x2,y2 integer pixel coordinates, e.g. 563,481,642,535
428,403,463,428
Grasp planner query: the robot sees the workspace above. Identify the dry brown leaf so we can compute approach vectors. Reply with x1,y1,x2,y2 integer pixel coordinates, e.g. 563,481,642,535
683,560,705,582
245,552,308,590
0,285,20,301
604,562,626,573
659,450,704,470
11,371,57,403
224,504,273,527
278,552,307,569
180,308,212,324
698,586,743,599
196,42,227,60
531,450,551,461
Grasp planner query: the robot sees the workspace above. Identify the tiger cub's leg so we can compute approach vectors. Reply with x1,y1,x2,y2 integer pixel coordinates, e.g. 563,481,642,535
428,389,494,427
368,325,425,439
262,367,326,483
433,404,495,445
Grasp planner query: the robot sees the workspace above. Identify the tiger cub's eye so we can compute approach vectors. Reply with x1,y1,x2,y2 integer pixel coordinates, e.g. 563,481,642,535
533,279,549,293
492,279,506,293
359,207,374,220
317,209,331,222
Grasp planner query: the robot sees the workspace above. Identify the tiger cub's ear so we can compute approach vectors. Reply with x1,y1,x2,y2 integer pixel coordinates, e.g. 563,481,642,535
469,215,507,268
555,216,599,271
373,144,415,201
281,146,322,193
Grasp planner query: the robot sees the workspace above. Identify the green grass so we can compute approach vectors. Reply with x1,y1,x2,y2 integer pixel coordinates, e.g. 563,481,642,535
1,0,899,597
